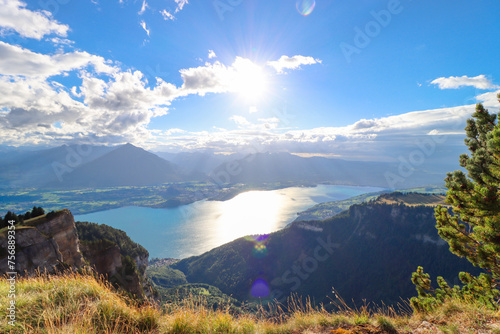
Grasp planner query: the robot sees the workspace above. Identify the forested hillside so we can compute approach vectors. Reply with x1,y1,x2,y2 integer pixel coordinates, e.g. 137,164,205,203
172,201,482,307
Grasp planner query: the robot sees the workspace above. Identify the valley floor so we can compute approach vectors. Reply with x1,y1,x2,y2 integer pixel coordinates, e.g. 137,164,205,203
0,181,317,215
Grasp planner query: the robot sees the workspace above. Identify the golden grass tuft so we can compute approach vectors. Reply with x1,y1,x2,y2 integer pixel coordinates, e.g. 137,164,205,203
1,272,500,333
0,271,160,334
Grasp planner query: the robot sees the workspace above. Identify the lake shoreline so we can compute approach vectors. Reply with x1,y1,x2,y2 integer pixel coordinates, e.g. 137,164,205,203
68,181,353,215
74,184,384,259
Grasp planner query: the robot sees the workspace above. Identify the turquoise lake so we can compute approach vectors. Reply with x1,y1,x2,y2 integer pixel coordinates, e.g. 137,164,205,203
75,185,382,259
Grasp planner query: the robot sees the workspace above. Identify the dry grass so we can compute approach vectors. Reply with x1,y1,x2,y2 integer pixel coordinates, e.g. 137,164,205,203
1,272,500,333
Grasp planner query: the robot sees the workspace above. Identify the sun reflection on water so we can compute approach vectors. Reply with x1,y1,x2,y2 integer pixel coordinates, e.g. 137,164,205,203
215,191,286,245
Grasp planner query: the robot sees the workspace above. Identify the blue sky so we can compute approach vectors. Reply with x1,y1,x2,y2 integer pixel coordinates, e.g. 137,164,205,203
0,0,499,162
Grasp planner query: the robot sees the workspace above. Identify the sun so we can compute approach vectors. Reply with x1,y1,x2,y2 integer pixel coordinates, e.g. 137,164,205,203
232,58,268,102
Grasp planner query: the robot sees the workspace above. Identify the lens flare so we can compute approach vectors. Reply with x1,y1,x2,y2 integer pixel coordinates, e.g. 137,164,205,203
296,0,316,16
251,278,270,298
246,235,269,258
252,243,268,258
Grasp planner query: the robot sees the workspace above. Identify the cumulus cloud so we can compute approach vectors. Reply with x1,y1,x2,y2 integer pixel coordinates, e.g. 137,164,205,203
0,44,281,146
0,0,69,39
208,50,217,59
0,68,181,146
0,41,115,77
431,75,499,90
180,61,230,95
179,57,270,99
267,55,321,74
4,38,453,155
0,40,179,146
179,57,257,96
79,70,177,114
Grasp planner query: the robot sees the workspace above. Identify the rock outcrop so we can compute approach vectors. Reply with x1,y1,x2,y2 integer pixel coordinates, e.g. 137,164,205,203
0,209,151,299
79,240,149,298
0,210,83,273
79,240,122,277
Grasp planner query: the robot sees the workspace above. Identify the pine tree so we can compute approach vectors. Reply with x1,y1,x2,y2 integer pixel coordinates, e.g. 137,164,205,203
435,95,500,282
2,211,20,226
411,95,500,311
31,206,45,218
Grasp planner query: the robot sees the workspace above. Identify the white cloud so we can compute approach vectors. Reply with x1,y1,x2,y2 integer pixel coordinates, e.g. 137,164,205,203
267,55,321,74
431,75,499,90
164,128,186,135
140,20,150,36
0,0,69,39
174,0,188,13
0,47,327,146
179,57,267,97
4,39,487,158
160,0,188,20
160,9,175,20
138,0,148,15
0,39,182,146
0,41,116,77
258,117,280,123
0,46,282,146
228,115,281,131
0,66,183,146
258,117,280,130
208,50,217,59
179,61,232,96
230,115,250,127
151,99,496,160
476,91,500,107
79,70,177,114
49,37,75,46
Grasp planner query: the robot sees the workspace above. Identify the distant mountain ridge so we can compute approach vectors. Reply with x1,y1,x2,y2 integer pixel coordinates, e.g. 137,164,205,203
0,144,450,189
53,143,186,188
0,144,113,187
208,151,446,188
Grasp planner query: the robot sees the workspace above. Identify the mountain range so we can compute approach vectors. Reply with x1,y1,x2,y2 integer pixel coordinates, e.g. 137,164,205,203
0,144,455,189
49,143,186,188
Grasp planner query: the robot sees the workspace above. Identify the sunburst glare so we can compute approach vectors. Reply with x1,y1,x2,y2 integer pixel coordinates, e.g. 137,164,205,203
232,58,268,102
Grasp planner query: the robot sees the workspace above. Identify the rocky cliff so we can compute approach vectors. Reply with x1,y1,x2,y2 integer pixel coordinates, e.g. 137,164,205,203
79,239,150,298
0,209,151,299
0,210,83,273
